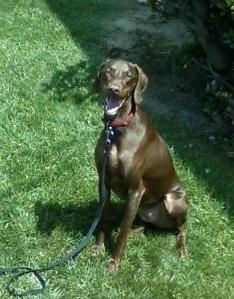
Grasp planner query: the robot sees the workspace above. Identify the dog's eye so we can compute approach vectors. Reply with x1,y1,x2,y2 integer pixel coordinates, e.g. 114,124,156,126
125,73,133,84
103,72,110,82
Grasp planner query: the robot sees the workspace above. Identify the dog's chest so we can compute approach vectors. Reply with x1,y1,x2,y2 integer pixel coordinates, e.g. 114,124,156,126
108,144,129,199
109,144,119,169
109,143,135,174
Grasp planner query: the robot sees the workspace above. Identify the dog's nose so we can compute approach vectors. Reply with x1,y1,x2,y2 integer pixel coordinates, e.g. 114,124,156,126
108,85,120,95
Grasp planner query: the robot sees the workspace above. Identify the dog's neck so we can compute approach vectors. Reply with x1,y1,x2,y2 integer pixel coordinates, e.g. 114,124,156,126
105,96,137,128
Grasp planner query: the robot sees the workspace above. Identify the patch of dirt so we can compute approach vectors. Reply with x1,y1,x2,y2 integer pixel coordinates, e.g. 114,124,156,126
104,1,225,144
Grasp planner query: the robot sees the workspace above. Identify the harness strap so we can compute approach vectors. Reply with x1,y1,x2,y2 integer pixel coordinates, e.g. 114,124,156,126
0,126,112,297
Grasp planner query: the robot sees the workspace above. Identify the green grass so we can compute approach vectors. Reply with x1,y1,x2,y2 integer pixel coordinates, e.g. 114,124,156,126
0,0,234,298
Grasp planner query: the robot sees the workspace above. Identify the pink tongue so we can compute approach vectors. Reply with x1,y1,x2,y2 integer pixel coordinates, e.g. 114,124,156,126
106,98,121,116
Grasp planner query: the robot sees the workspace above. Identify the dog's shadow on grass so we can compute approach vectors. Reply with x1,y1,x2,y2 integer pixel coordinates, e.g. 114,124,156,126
35,200,124,237
34,200,175,254
35,200,101,236
41,60,100,105
35,200,126,254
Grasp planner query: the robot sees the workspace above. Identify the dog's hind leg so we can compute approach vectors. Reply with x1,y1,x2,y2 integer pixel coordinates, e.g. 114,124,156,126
176,224,187,259
164,188,188,259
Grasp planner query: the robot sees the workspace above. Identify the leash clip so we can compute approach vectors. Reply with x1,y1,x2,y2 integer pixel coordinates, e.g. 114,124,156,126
105,125,115,151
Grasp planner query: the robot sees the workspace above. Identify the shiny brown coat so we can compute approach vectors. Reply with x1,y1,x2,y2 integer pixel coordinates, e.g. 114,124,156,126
93,59,188,270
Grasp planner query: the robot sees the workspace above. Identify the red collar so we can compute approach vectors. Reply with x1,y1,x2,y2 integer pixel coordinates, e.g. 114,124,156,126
104,105,138,128
107,112,135,128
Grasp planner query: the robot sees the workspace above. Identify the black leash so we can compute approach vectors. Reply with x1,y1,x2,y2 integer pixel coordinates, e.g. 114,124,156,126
0,125,113,297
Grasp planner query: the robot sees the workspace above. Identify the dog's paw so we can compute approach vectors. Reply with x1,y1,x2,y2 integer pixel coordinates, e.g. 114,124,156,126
180,247,188,260
91,243,105,256
107,258,120,272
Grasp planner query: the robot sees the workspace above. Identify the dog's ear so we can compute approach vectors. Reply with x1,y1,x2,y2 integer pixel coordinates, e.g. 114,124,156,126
93,60,110,92
93,66,103,92
133,64,148,104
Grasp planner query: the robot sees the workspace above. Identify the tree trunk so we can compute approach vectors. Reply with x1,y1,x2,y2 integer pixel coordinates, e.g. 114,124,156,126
150,0,232,72
182,0,229,71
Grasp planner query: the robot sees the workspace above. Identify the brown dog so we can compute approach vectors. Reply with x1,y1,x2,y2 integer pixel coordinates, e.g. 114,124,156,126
93,59,188,271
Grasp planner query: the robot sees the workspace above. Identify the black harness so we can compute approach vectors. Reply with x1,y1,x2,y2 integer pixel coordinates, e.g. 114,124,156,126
0,125,113,297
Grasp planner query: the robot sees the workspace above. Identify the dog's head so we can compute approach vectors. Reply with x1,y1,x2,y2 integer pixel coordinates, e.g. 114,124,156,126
94,59,148,118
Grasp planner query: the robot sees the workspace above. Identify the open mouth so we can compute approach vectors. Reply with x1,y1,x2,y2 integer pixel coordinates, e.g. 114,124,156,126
105,98,124,117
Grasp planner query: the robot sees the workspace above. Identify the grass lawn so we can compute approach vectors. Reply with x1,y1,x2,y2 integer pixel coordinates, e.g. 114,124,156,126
0,0,234,298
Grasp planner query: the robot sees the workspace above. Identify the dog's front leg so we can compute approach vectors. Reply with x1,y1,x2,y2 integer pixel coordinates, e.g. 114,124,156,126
92,184,111,256
108,183,144,271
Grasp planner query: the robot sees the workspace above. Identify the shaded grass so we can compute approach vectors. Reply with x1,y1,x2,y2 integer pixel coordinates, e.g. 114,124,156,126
0,0,234,298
